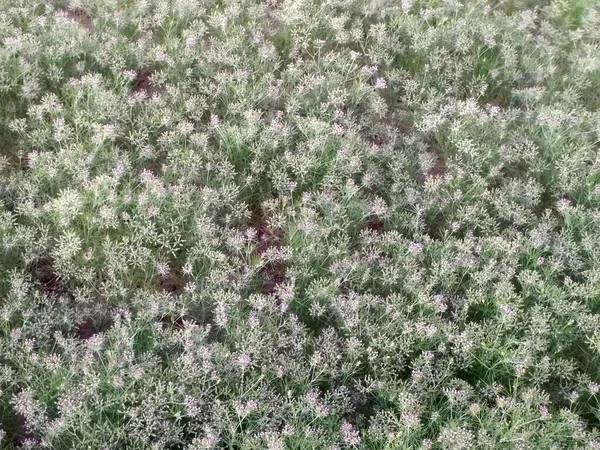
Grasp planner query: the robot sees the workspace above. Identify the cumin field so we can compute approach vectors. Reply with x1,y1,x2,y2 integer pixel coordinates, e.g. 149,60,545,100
0,0,600,449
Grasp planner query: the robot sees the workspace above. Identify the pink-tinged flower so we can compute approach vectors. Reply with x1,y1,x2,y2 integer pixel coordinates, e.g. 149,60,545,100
87,334,105,349
340,421,361,446
248,311,259,328
401,411,420,428
375,78,387,89
184,396,201,418
200,425,220,448
246,400,258,411
123,69,137,79
282,424,295,436
236,353,252,368
27,151,39,167
147,204,159,217
409,241,424,257
499,303,516,318
233,399,258,416
361,65,378,75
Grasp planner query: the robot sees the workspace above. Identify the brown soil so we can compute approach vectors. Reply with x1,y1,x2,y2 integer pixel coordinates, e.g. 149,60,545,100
158,260,187,295
361,215,385,233
29,259,114,340
250,205,286,295
133,68,161,99
417,138,448,183
6,409,36,448
65,8,94,32
29,258,71,299
160,314,200,331
75,319,97,340
429,141,448,178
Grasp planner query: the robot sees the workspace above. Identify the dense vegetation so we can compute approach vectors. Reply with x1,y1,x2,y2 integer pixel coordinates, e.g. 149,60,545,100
1,0,600,448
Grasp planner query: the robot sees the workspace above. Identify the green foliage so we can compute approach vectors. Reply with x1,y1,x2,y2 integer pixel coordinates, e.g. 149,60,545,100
0,0,600,448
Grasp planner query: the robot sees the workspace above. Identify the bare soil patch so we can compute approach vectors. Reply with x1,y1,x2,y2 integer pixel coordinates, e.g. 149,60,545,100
64,8,94,32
